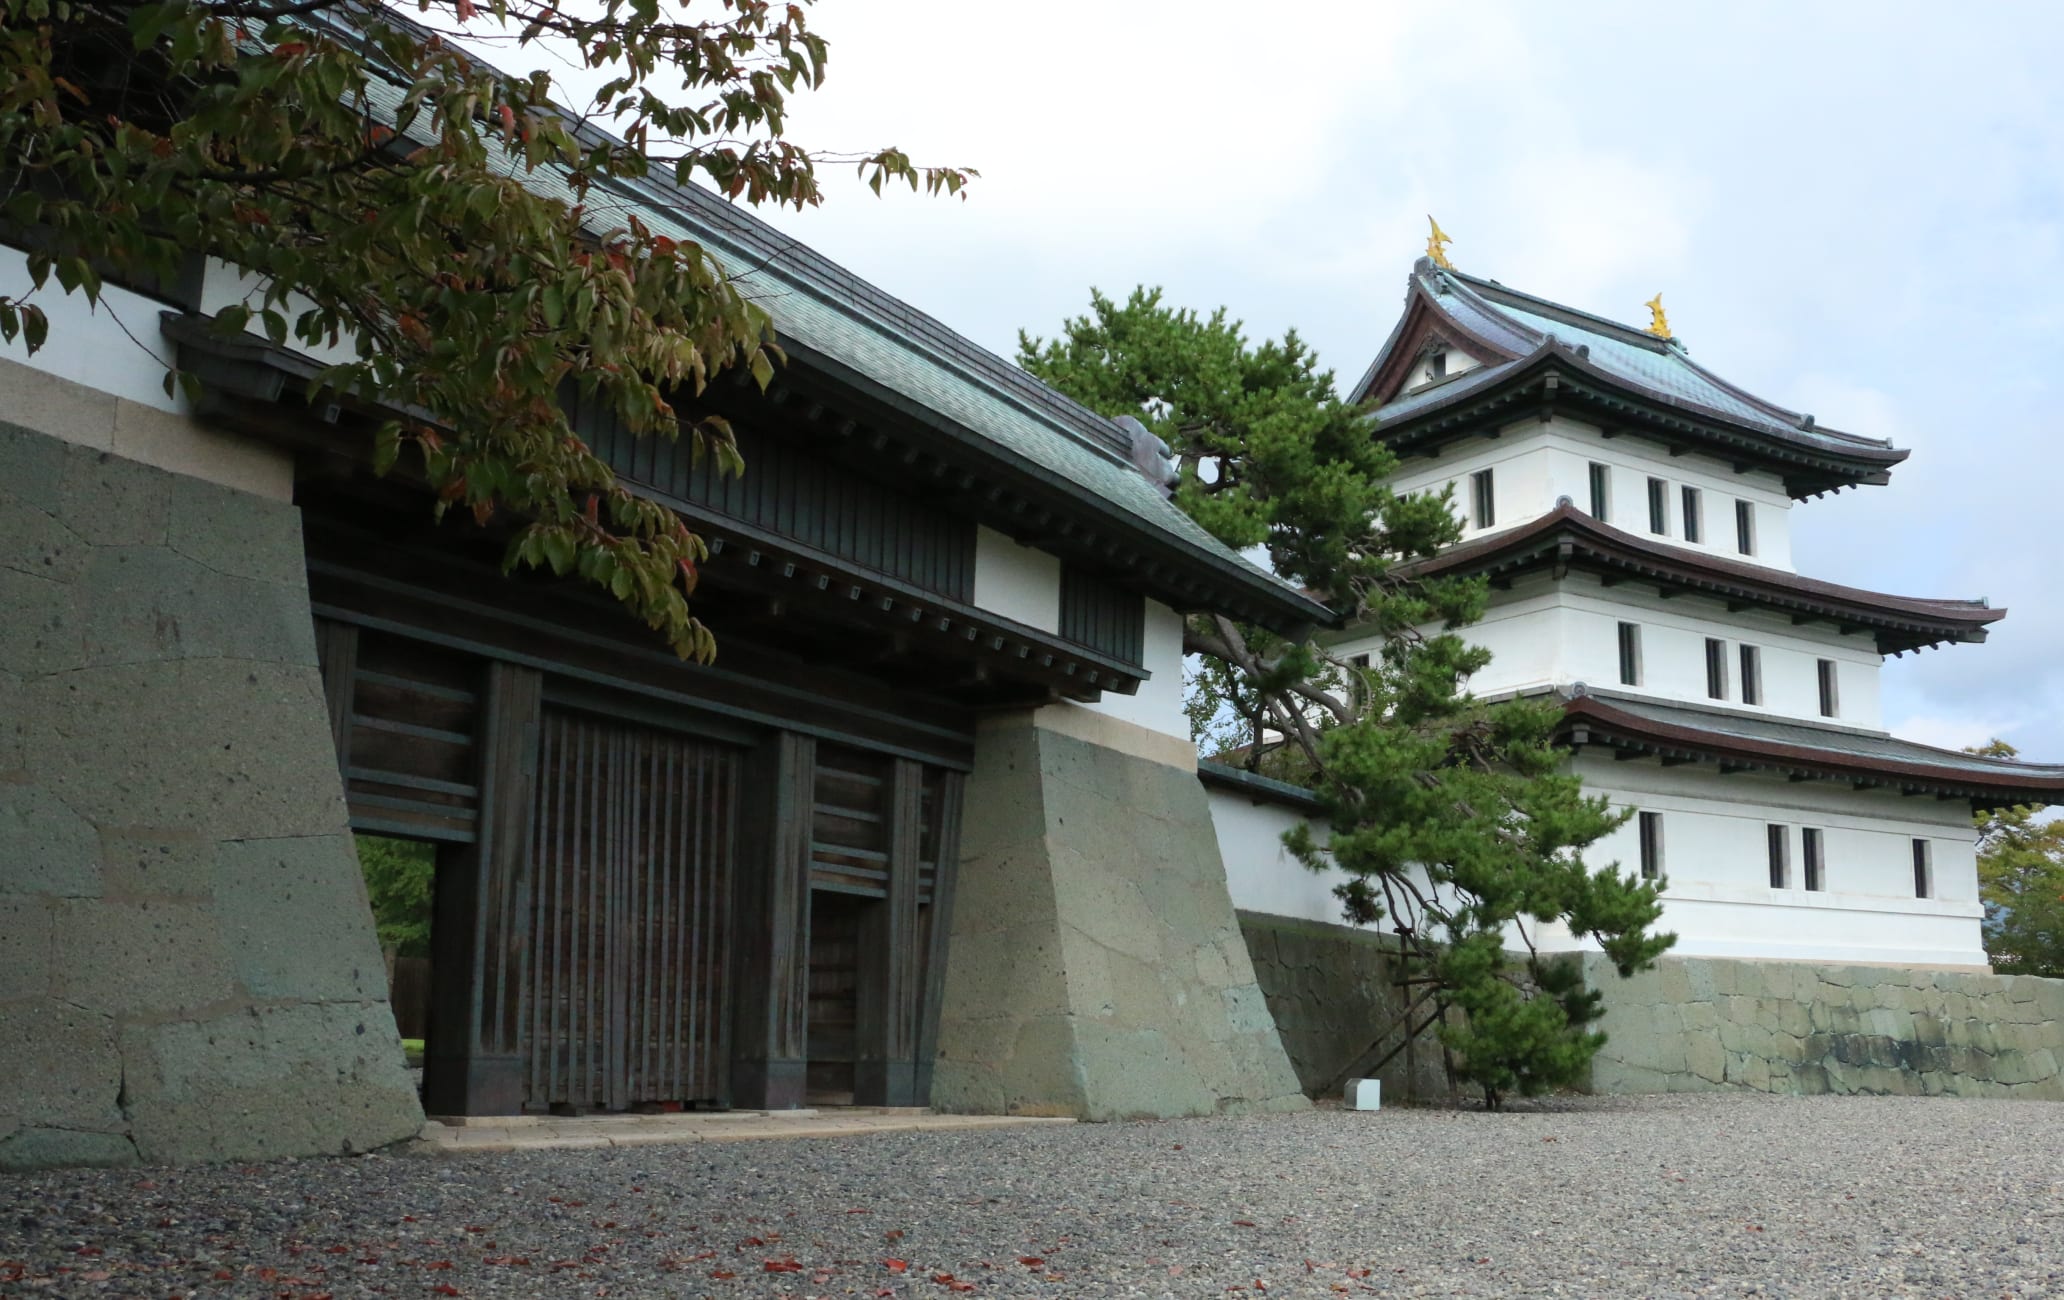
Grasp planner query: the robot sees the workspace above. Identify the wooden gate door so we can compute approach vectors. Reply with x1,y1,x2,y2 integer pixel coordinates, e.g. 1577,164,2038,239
526,709,741,1112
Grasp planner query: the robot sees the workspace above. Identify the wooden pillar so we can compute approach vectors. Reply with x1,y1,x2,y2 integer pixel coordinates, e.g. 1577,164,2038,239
422,661,542,1117
313,618,358,772
912,770,965,1105
855,760,925,1105
730,732,814,1109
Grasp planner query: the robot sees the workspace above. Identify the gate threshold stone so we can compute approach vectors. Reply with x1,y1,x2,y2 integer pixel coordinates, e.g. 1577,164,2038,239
416,1109,1073,1153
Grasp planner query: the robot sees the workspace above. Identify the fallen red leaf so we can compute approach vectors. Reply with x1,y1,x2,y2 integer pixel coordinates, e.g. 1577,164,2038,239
884,1258,909,1272
1232,1220,1257,1228
430,1287,460,1297
884,1230,905,1241
1018,1257,1045,1268
764,1258,803,1273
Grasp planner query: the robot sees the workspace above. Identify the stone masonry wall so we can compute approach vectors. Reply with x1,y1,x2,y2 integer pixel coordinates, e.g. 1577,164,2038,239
1585,953,2064,1100
0,416,423,1169
932,714,1309,1121
1237,911,1453,1103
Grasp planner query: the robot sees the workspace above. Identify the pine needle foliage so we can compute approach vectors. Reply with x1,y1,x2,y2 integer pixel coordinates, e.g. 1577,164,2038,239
1021,287,1674,1108
1969,741,2064,977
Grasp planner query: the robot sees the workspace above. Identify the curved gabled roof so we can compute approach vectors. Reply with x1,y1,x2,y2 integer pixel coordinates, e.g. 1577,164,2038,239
1388,502,2001,654
1560,690,2064,811
1352,261,1910,497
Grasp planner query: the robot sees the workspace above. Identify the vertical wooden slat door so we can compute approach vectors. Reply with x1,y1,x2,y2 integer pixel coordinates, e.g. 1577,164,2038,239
526,709,740,1112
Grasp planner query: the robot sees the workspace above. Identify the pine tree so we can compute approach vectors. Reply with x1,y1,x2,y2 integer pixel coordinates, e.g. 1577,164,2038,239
1969,741,2064,977
1021,288,1675,1107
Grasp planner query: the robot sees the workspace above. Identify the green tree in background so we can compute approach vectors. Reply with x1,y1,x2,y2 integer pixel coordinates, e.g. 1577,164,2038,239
356,834,435,959
1,0,969,662
1969,741,2064,977
1020,288,1674,1108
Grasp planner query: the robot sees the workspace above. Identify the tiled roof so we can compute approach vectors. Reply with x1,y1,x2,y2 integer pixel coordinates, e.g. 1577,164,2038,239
1389,502,2002,654
340,58,1331,631
1352,261,1909,494
1562,690,2064,809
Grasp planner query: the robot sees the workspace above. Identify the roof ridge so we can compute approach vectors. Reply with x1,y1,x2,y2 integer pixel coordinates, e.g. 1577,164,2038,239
327,4,1143,473
1431,266,1897,453
1441,267,1668,352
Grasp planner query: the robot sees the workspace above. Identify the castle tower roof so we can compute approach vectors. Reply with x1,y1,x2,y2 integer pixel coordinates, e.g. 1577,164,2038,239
1353,260,1910,498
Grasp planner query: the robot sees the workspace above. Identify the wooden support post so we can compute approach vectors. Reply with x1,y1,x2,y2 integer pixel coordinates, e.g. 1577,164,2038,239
912,771,965,1105
313,618,358,771
855,760,924,1105
423,661,542,1117
731,732,814,1109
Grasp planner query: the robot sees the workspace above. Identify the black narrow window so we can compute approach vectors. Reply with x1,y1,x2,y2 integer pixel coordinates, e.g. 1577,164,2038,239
1647,477,1668,535
1638,811,1664,880
1681,486,1703,543
1817,659,1839,718
1617,622,1642,686
1429,350,1447,380
1470,469,1495,529
1588,462,1611,521
1912,839,1932,899
1735,500,1756,556
1767,824,1790,889
1705,637,1728,700
1802,828,1825,892
1739,644,1762,706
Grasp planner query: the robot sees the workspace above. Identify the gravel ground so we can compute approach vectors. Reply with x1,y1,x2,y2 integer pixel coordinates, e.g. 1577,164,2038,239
4,1093,2063,1299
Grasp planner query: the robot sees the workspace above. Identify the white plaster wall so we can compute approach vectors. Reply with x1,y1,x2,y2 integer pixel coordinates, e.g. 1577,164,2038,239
1075,597,1188,738
1400,346,1484,391
1386,416,1797,570
1210,788,1346,924
971,525,1061,634
1329,572,1889,728
196,260,364,371
1563,753,1986,966
1,246,183,412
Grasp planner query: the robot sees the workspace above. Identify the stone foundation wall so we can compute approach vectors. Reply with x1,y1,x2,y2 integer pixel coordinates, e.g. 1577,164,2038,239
0,414,423,1169
1585,953,2064,1100
1237,911,1453,1103
931,713,1308,1121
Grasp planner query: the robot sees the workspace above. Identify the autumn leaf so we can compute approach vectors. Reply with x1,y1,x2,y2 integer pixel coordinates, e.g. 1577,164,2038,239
1018,1257,1045,1268
708,1269,736,1279
883,1258,908,1272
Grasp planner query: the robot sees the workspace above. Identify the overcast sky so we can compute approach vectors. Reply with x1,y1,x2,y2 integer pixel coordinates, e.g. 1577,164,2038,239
735,1,2064,757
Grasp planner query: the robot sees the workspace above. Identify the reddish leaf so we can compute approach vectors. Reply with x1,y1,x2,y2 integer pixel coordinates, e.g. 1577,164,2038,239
885,1230,905,1241
1232,1220,1257,1228
883,1259,908,1273
431,1287,461,1297
764,1258,803,1273
708,1269,736,1280
1018,1257,1045,1268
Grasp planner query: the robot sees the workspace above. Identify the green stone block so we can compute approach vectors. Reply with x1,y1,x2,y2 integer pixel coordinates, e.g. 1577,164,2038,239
0,1127,138,1172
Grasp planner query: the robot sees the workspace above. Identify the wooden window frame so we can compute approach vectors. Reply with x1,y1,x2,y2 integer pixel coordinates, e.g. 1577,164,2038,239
1588,462,1611,522
1470,468,1496,530
1802,827,1825,892
1912,838,1933,899
1739,643,1762,706
1638,811,1664,881
1647,477,1669,535
1817,659,1840,718
1681,485,1703,544
1735,499,1756,556
1705,637,1729,701
1618,621,1643,687
1767,823,1790,889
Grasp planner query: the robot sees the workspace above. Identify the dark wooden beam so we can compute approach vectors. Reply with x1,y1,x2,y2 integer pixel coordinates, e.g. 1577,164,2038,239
422,660,541,1118
731,732,815,1109
912,771,966,1105
856,760,925,1106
